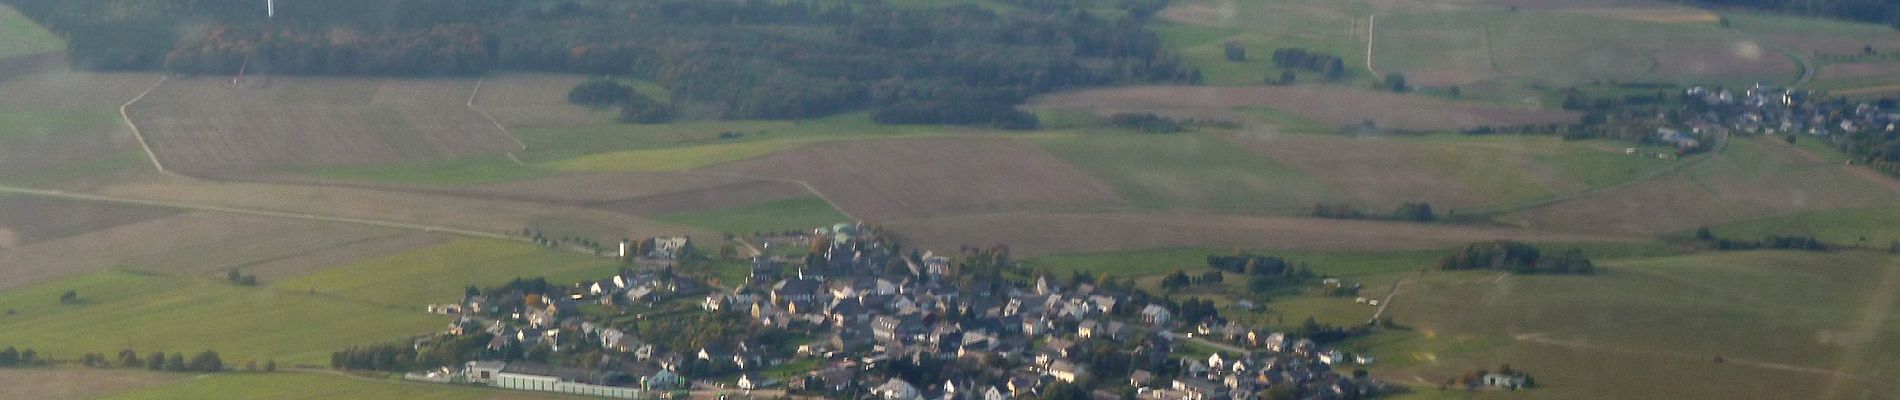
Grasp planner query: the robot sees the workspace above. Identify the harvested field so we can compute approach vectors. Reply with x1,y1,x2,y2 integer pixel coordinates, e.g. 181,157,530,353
88,175,713,241
595,180,810,216
710,137,1125,220
1820,62,1900,81
1648,42,1796,81
1511,138,1900,235
0,197,179,246
0,72,160,186
1226,134,1494,210
1029,85,1578,131
129,77,519,174
0,211,418,289
0,369,184,400
885,212,1636,256
469,73,610,128
475,171,766,203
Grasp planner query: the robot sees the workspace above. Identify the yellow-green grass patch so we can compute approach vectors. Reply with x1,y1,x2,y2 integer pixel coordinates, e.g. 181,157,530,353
0,5,64,58
97,371,590,400
1035,133,1341,213
0,271,443,366
654,197,849,236
302,155,550,186
277,239,622,307
541,139,811,172
1701,207,1900,247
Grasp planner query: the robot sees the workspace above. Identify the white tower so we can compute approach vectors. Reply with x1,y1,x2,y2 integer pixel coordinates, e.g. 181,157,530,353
267,0,276,18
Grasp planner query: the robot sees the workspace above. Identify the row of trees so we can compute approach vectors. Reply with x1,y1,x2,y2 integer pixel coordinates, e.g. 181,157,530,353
567,79,674,123
10,0,1199,123
1694,228,1829,251
1677,0,1900,28
1270,48,1348,81
0,346,42,367
1438,240,1596,275
1312,201,1437,222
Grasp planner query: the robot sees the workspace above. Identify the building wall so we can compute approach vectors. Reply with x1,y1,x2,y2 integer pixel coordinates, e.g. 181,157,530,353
494,373,643,399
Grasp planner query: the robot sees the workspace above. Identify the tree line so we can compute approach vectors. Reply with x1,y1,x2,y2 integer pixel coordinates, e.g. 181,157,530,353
1675,0,1900,28
1312,201,1437,222
7,0,1198,125
1269,48,1348,82
1693,228,1829,251
1438,240,1595,275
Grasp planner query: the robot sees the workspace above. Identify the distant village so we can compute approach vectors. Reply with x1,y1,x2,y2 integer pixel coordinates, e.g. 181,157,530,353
379,223,1421,400
1643,84,1898,165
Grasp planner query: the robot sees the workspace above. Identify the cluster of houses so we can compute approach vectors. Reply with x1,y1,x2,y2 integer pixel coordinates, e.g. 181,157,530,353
1671,84,1899,151
406,223,1393,399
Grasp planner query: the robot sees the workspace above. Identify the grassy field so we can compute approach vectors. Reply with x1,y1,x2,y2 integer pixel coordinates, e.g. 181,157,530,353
277,239,622,307
1363,250,1900,399
1035,133,1340,213
0,5,63,58
1702,207,1900,247
654,197,848,236
303,155,549,186
0,369,185,400
541,140,813,172
513,112,957,165
97,372,590,400
0,270,442,366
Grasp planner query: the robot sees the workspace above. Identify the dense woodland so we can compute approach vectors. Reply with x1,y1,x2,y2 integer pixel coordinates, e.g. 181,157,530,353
5,0,1196,125
1677,0,1900,27
1438,241,1595,275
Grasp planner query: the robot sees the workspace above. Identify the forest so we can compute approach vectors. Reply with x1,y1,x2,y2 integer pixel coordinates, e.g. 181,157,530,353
3,0,1197,125
1676,0,1900,27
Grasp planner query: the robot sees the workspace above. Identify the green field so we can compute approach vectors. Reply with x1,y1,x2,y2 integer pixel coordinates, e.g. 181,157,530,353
0,108,120,140
1403,135,1676,205
515,112,956,164
1364,250,1900,399
278,239,622,307
541,139,813,172
0,5,63,58
0,271,442,366
1036,133,1341,213
304,155,549,186
1703,207,1900,247
97,372,586,400
655,197,848,236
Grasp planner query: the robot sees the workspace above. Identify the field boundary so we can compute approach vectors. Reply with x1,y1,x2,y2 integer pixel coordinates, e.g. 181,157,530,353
465,77,529,165
120,76,174,176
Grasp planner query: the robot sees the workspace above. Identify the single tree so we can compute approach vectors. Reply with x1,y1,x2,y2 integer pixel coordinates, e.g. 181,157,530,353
165,353,186,372
1383,72,1408,92
59,289,78,304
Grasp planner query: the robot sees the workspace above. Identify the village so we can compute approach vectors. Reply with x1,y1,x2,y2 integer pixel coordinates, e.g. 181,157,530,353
1643,83,1900,162
385,223,1422,400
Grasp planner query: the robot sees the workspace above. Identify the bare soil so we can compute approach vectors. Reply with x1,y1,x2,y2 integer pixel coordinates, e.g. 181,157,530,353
1029,85,1578,131
710,137,1126,221
0,369,184,400
886,212,1638,256
471,74,609,128
1648,43,1797,80
1820,62,1900,81
0,197,180,245
1225,134,1496,210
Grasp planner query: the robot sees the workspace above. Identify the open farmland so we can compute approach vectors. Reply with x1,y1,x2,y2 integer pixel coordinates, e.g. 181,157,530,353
0,270,445,366
710,137,1126,221
87,176,715,242
98,372,597,400
1374,11,1794,86
1029,85,1577,131
1511,137,1900,235
0,369,183,400
654,197,851,235
885,212,1636,257
598,180,812,217
0,5,62,58
1703,207,1900,248
0,197,179,246
1035,133,1341,213
1372,251,1900,399
277,239,622,307
0,72,160,186
0,211,433,290
127,77,519,175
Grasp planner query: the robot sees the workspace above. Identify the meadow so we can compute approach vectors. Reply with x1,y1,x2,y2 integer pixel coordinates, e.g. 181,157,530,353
0,5,62,58
97,371,592,400
276,239,623,307
1703,207,1900,247
1034,133,1339,213
654,197,849,236
0,270,443,366
1368,250,1900,399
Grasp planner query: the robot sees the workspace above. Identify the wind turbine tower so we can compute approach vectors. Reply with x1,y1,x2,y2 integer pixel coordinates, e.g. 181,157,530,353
267,0,275,18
